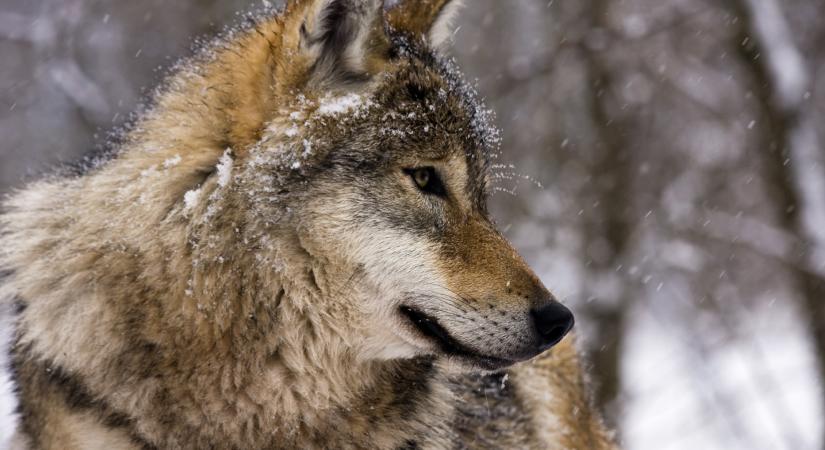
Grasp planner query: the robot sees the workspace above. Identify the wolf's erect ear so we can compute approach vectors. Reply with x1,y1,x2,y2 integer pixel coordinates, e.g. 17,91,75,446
297,0,390,87
385,0,464,49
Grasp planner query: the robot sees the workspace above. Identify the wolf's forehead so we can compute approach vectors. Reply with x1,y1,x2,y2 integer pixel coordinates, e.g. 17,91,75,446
409,58,497,196
382,58,497,161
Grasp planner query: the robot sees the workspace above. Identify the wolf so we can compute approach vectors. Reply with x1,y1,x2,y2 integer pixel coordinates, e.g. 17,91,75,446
0,0,618,448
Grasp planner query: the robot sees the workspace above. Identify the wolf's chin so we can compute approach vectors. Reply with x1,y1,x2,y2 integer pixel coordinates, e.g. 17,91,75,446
397,305,516,371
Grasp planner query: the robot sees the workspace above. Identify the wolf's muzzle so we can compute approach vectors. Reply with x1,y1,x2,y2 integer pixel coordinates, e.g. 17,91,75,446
530,302,575,351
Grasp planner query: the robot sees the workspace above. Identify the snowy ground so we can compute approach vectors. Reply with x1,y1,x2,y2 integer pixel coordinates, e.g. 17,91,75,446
0,299,820,449
622,300,822,450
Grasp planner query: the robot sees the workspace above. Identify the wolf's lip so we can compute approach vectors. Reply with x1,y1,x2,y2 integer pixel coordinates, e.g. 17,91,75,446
398,305,514,370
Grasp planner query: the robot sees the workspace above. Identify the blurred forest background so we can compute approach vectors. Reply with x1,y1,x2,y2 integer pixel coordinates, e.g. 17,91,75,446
1,0,825,449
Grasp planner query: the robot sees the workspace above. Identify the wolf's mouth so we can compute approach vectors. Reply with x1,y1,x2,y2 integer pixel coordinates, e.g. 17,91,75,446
398,305,512,370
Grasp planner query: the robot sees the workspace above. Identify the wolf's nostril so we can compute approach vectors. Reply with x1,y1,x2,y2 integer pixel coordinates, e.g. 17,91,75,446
530,302,574,349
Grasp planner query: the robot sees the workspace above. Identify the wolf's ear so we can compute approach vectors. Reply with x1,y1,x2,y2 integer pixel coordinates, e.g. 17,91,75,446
297,0,390,87
385,0,463,49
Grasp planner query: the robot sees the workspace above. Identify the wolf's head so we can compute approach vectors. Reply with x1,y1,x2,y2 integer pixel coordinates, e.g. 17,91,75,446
219,0,574,372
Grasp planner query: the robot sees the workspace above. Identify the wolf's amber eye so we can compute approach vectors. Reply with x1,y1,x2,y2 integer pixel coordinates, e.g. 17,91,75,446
404,167,447,197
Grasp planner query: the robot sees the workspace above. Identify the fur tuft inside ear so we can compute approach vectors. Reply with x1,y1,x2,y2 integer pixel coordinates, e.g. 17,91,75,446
425,0,463,48
386,0,464,49
299,0,389,87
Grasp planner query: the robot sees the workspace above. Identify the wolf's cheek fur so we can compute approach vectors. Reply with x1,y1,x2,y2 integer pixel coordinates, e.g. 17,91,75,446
298,176,569,368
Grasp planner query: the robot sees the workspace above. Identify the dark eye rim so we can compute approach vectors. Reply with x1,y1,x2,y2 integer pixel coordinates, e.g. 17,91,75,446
403,167,448,197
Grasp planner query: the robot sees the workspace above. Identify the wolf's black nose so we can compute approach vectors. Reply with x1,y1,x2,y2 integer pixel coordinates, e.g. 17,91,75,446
531,302,574,349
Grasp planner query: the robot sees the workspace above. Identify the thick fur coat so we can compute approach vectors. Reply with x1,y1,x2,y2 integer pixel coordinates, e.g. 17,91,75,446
0,1,618,448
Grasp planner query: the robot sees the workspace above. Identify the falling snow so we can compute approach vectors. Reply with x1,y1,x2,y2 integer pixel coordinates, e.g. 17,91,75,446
0,1,824,450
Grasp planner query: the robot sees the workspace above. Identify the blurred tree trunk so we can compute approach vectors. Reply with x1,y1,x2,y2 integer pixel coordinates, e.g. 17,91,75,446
574,0,635,431
733,1,825,448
